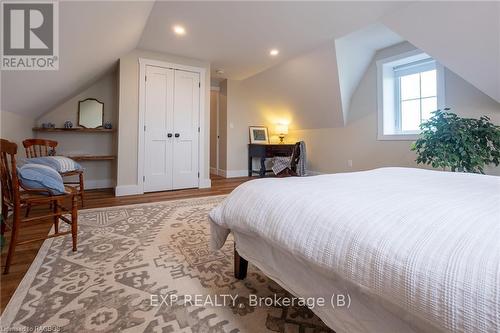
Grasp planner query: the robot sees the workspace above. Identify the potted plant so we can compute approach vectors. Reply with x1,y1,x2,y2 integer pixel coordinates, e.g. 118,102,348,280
411,108,500,174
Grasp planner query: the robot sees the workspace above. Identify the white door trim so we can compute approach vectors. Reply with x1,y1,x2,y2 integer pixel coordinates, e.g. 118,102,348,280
210,87,220,175
215,90,219,174
138,57,207,194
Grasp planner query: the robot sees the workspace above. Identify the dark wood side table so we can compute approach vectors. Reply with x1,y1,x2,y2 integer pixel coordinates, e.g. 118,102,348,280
248,143,295,177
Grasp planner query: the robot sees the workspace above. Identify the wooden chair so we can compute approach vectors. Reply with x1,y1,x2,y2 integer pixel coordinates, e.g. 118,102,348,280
23,139,85,207
1,139,78,274
277,142,301,177
289,142,301,175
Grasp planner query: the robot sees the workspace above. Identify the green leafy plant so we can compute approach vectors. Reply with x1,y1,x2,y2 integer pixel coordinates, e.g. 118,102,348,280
411,108,500,174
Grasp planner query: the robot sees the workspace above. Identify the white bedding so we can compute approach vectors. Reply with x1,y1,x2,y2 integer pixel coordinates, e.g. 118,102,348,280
209,168,500,333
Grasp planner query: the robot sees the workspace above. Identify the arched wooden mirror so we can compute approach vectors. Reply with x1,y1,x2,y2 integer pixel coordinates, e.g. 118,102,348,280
78,98,104,128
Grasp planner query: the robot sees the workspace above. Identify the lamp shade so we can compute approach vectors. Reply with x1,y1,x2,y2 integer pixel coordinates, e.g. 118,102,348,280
275,123,289,135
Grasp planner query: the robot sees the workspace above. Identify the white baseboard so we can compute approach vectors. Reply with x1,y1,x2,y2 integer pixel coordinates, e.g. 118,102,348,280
116,179,212,196
210,167,218,175
115,184,143,197
219,169,249,178
306,170,324,176
218,169,320,178
199,178,212,188
84,179,115,190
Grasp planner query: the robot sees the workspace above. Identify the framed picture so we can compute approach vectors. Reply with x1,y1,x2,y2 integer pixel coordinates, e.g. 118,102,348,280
249,126,269,144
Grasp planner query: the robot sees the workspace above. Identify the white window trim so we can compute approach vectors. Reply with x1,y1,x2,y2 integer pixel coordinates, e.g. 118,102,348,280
377,50,445,141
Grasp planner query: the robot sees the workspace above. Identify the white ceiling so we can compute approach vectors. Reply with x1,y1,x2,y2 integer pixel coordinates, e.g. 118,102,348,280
382,1,500,103
2,1,497,121
138,1,408,80
1,1,154,117
335,24,404,124
232,42,345,129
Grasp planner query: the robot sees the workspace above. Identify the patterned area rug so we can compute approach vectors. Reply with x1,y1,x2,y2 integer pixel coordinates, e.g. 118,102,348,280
1,196,333,332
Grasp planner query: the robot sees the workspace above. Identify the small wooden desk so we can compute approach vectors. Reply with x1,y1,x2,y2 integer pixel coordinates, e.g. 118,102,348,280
248,143,295,177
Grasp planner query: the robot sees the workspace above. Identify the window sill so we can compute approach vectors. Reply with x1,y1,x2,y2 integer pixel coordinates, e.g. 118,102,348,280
377,133,419,141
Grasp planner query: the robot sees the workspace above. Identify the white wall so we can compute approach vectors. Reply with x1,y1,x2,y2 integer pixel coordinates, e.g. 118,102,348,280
210,90,218,171
116,49,210,194
36,70,118,189
290,43,500,175
226,42,500,176
0,111,35,150
218,80,228,172
224,43,343,173
335,24,403,124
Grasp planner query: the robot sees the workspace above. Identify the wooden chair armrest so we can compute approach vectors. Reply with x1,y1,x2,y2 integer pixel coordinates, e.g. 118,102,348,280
60,170,84,178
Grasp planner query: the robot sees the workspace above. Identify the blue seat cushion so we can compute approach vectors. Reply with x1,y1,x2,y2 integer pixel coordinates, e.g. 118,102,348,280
18,164,66,195
27,156,82,173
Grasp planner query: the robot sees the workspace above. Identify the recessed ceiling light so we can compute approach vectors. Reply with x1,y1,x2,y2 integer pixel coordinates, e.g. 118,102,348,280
270,49,279,56
173,25,186,35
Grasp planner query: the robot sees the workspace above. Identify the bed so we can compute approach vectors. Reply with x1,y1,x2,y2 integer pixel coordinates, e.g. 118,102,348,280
209,168,500,333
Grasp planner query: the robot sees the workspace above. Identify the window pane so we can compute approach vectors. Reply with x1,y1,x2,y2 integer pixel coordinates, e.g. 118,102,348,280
401,99,420,131
421,70,437,98
400,73,420,100
421,97,437,121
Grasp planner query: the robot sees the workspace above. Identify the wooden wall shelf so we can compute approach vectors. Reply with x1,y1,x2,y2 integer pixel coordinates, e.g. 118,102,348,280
65,155,116,161
33,127,116,133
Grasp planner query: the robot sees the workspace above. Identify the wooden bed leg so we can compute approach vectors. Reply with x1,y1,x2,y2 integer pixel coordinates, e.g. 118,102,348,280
234,246,248,280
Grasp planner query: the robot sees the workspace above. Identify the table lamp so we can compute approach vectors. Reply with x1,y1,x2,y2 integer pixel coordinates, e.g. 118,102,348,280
275,123,288,144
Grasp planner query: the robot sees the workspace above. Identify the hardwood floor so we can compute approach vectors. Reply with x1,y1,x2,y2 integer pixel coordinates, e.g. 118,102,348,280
0,174,252,313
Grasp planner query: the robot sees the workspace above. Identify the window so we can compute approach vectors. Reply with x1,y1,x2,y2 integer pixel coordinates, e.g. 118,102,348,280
377,50,445,140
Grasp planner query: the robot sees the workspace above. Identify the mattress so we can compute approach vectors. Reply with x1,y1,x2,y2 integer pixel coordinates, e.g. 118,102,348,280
209,168,500,333
232,232,440,333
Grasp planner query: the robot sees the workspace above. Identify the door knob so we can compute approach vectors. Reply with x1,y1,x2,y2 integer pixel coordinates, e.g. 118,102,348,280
174,133,180,138
167,133,173,138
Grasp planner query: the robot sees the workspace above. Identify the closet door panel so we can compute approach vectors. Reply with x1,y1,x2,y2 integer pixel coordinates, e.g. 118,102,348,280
144,65,174,192
173,70,200,189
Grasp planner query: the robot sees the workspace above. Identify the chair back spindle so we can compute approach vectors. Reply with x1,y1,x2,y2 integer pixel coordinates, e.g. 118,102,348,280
23,139,58,158
0,139,20,206
22,138,84,207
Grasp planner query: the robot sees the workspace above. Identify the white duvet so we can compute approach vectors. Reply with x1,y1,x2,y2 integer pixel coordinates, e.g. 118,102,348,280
209,168,500,333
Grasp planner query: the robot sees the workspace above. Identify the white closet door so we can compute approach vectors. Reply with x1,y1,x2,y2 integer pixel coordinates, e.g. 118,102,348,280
172,70,200,189
144,65,174,192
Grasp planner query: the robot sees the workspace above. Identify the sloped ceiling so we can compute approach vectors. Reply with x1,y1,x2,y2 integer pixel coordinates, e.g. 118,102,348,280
2,0,497,123
383,1,500,103
233,43,344,129
1,1,154,117
138,1,408,80
335,24,403,125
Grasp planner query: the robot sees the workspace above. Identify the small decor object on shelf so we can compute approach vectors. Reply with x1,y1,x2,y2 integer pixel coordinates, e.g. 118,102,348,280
104,121,112,129
249,126,269,144
64,120,73,129
411,108,500,174
41,123,49,128
48,122,55,128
